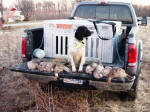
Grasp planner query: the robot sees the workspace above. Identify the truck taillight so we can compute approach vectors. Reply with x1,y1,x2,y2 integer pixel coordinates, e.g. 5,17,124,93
22,37,27,58
127,44,137,67
100,1,106,5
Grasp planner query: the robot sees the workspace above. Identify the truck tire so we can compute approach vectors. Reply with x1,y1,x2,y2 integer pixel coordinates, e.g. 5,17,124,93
136,40,143,74
120,72,140,101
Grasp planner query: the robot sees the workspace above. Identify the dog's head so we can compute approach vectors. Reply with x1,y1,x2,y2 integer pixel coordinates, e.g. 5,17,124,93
75,26,93,40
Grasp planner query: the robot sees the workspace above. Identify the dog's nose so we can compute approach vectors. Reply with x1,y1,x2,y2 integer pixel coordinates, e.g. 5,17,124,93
90,31,94,34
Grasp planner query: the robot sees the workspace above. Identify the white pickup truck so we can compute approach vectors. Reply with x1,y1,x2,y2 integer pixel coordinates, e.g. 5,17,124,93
11,1,147,99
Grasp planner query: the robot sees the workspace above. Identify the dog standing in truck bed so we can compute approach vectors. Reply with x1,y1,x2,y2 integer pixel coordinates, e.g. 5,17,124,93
69,26,93,72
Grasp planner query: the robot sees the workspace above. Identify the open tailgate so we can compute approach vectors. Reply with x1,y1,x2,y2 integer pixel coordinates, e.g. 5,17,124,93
11,63,135,83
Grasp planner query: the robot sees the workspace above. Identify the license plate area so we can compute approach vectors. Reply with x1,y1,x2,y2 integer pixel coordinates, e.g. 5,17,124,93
63,78,83,85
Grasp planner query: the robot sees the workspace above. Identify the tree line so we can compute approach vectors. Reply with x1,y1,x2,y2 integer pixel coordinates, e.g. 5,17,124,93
0,0,150,20
133,5,150,17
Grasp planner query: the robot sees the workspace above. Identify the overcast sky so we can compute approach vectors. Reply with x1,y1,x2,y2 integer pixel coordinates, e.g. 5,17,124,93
3,0,150,7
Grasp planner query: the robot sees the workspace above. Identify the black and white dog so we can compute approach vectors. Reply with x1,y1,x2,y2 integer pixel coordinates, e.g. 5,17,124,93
69,26,93,72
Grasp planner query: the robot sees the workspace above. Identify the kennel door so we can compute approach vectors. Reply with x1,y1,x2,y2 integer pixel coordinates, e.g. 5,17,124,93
86,36,116,63
52,34,73,58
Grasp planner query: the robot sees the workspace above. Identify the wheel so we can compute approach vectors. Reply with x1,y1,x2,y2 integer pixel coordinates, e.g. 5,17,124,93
128,73,140,100
119,75,139,101
136,40,143,74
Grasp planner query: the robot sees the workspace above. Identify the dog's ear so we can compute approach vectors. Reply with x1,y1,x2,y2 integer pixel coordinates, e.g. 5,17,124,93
75,26,84,40
75,32,83,40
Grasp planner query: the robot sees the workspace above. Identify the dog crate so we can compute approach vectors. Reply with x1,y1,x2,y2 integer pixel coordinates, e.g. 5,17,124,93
44,19,122,63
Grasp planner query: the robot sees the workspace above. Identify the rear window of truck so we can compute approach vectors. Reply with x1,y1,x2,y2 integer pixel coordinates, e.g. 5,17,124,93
74,4,133,23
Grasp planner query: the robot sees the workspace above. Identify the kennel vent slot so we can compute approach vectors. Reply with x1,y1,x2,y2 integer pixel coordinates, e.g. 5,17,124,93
53,34,71,58
55,36,58,54
65,36,68,55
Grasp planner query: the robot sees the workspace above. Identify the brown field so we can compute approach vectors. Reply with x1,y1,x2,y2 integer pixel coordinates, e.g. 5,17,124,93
0,22,150,112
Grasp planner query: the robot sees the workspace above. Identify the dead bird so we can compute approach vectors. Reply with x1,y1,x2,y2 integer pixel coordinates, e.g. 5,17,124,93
93,64,104,79
107,67,128,86
54,64,64,77
85,62,98,74
38,62,48,72
45,62,55,72
27,59,41,70
63,66,71,73
100,66,112,77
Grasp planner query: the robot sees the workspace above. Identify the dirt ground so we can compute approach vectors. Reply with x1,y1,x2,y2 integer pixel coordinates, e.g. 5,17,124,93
0,22,150,112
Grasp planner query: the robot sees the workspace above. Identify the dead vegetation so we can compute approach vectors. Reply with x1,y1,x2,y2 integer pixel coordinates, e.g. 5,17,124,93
26,81,90,112
13,0,150,21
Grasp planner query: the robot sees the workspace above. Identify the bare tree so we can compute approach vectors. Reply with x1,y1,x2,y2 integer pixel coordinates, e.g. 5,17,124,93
133,5,150,17
36,2,42,10
16,0,34,20
56,0,68,17
43,1,55,10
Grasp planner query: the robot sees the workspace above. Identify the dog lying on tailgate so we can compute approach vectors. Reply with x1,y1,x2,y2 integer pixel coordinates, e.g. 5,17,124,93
69,26,93,72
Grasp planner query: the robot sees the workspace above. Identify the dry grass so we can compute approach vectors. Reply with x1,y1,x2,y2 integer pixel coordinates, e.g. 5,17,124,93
26,81,90,112
0,21,150,112
27,82,138,112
